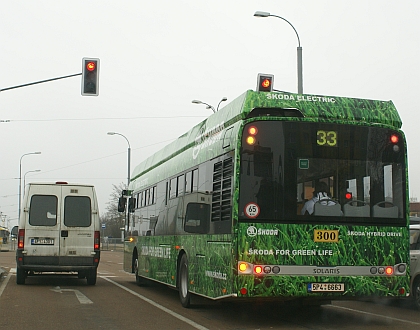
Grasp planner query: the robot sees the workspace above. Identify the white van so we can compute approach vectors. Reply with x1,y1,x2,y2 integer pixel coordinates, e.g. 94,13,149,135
16,182,101,285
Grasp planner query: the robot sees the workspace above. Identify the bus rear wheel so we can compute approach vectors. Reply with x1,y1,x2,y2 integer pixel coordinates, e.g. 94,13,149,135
178,254,191,308
414,278,420,310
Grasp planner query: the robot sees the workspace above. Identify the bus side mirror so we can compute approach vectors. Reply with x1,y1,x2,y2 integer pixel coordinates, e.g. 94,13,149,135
128,198,136,213
118,197,126,213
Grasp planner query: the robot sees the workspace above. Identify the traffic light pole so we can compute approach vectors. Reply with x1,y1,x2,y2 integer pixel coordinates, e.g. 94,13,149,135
0,73,82,92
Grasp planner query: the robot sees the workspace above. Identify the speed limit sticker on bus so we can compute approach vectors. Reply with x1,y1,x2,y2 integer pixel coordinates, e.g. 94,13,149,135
244,203,260,218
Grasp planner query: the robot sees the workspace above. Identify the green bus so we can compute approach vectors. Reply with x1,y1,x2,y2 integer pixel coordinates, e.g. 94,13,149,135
123,81,410,307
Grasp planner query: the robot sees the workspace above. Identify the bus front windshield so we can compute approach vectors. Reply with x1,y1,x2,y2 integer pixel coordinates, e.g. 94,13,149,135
239,120,406,224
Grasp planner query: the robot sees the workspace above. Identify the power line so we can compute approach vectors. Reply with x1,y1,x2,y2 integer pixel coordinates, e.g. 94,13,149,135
0,116,206,123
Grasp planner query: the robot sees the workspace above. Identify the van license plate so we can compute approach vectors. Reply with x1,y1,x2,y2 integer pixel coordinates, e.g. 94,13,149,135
308,283,344,292
31,238,54,245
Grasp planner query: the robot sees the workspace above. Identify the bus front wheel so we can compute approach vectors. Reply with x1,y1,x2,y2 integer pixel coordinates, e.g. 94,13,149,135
178,254,191,308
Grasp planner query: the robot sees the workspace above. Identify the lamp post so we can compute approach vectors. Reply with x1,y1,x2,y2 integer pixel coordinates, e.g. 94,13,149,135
254,11,303,94
107,132,131,232
192,97,227,113
23,170,41,194
19,152,41,220
216,97,228,112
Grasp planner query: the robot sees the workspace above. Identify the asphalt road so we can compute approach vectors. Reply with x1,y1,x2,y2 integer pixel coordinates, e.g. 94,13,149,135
1,250,420,330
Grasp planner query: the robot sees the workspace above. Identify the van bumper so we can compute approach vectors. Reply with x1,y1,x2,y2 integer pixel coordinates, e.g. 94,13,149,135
16,250,100,272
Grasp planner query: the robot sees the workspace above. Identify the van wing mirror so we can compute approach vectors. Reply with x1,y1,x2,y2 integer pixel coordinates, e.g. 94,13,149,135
118,197,126,213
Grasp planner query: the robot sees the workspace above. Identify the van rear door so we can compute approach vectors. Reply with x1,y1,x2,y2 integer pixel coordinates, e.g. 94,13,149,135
59,185,95,260
25,184,61,260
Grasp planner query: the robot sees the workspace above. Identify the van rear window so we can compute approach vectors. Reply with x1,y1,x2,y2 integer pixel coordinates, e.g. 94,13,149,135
29,195,58,226
64,196,91,227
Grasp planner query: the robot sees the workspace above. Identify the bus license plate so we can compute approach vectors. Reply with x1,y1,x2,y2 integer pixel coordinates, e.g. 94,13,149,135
31,238,54,245
308,283,344,292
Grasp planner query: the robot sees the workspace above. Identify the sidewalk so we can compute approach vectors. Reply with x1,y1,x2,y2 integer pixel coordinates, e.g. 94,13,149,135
0,242,16,278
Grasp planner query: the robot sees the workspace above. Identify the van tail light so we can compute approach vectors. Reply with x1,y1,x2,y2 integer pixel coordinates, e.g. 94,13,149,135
18,229,25,249
94,231,100,250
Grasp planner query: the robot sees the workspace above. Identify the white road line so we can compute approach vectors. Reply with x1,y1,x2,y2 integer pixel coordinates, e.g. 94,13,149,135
327,304,420,325
0,273,12,298
101,276,209,330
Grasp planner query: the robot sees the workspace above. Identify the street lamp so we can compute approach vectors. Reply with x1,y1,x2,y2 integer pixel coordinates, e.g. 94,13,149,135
19,152,41,220
107,132,131,232
192,100,215,113
23,169,41,194
216,97,228,111
192,97,227,113
254,11,303,94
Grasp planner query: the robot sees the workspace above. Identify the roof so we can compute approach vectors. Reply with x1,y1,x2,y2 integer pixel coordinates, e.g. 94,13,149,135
130,90,402,184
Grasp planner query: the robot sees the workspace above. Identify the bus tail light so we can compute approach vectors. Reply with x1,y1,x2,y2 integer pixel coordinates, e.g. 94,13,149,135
246,125,258,145
94,231,100,250
390,134,399,144
254,265,263,274
18,229,25,249
238,262,253,274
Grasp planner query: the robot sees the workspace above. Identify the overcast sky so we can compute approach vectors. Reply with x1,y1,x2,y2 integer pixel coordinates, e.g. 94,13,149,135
1,1,419,229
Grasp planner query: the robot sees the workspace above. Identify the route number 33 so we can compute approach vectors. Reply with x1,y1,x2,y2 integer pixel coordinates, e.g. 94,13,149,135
317,130,337,147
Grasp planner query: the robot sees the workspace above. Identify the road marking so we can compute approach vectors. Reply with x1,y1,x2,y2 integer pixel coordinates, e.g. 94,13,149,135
98,270,114,275
9,268,16,273
101,276,209,330
0,273,12,298
327,304,420,325
50,286,93,304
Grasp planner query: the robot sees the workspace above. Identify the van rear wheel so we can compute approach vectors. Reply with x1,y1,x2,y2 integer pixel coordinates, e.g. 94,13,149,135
86,268,97,285
16,267,26,285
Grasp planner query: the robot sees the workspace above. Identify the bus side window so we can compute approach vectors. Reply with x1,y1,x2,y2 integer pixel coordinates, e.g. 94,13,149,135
184,203,210,234
185,171,192,194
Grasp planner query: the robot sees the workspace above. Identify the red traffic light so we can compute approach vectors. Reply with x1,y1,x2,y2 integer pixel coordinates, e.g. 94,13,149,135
81,57,100,96
261,78,271,88
86,61,96,72
256,73,274,92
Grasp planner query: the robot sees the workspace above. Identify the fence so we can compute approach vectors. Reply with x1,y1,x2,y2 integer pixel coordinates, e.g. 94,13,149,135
101,238,124,252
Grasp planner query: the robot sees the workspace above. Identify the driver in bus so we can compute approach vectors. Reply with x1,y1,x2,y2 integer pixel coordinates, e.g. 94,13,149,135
301,182,336,215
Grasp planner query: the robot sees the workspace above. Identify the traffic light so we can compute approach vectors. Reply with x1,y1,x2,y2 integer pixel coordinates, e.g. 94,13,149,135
256,73,274,92
81,57,100,96
118,197,126,213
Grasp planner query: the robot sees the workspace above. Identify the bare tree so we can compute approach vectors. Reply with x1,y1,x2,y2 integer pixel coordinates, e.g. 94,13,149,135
101,182,126,238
